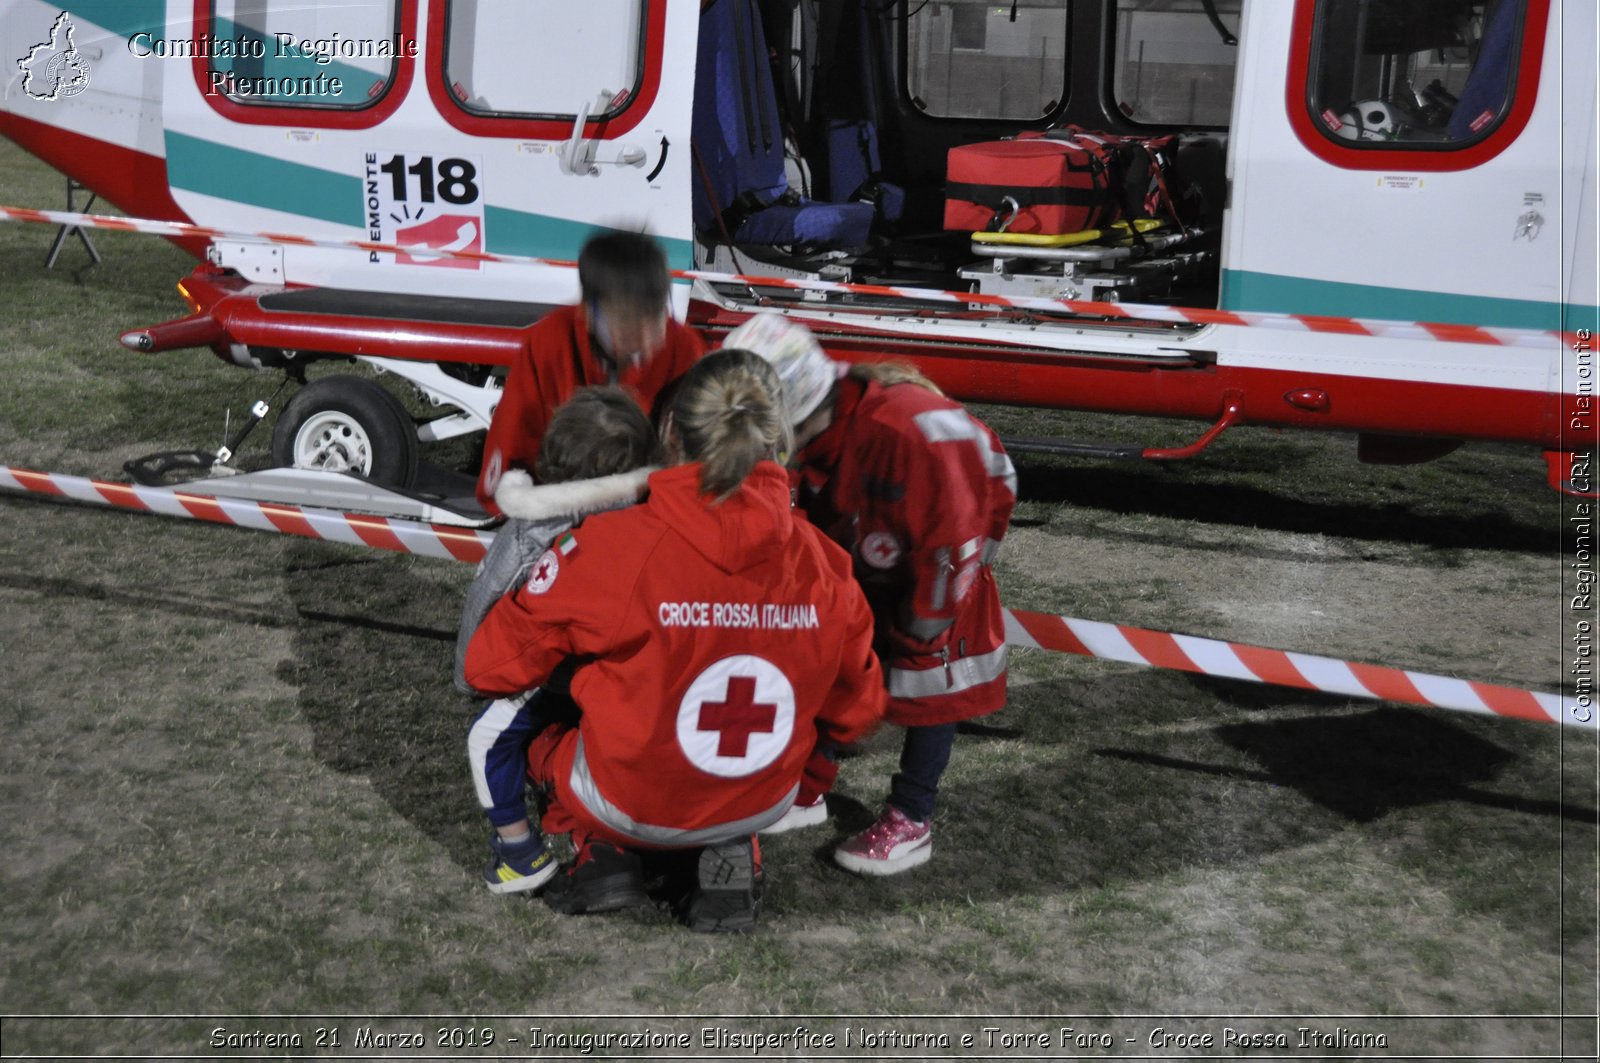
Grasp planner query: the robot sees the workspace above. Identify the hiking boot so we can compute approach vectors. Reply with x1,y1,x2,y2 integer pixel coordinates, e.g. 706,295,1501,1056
833,806,932,876
759,793,828,835
543,840,649,914
680,837,760,934
482,832,557,895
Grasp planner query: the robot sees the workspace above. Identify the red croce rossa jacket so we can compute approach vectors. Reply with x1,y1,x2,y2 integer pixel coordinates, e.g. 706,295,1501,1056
465,462,886,847
475,303,704,512
795,375,1017,726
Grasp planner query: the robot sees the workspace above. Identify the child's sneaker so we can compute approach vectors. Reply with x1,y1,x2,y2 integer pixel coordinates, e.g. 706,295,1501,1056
759,793,828,835
680,837,760,934
833,806,931,876
483,832,557,894
543,840,649,914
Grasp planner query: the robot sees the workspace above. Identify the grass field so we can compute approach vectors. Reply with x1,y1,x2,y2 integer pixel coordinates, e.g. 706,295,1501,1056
1,138,1596,1060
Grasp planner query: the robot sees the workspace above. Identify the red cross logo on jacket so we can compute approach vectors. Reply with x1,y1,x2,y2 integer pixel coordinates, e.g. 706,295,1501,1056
525,548,560,595
676,655,796,778
697,676,778,757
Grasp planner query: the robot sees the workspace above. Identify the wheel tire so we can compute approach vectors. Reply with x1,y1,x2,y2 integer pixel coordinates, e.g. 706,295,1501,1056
271,375,419,488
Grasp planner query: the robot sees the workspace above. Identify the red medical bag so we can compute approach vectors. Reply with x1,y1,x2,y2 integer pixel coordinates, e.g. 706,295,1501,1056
943,136,1120,235
1043,127,1185,224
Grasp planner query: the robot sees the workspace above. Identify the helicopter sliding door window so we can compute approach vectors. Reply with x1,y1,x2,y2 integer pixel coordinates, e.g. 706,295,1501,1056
429,0,663,140
445,0,641,116
204,0,404,109
903,1,1069,120
1288,0,1550,170
1111,0,1240,127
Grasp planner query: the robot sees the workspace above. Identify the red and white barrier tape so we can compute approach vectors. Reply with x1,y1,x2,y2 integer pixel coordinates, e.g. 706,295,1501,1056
0,466,492,564
2,463,1587,730
1,205,1571,351
1005,609,1591,731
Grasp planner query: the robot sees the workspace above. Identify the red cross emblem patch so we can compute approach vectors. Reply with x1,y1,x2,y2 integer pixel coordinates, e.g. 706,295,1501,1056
860,530,902,569
525,548,560,595
482,449,504,497
676,655,796,778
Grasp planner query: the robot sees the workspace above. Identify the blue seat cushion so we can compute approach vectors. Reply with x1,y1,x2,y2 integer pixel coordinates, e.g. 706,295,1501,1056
735,199,875,247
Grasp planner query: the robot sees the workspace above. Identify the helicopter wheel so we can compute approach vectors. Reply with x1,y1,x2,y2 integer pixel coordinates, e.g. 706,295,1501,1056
271,375,419,489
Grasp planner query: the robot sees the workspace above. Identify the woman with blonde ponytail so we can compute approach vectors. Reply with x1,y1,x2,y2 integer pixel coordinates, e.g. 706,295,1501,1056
667,349,793,499
465,348,885,933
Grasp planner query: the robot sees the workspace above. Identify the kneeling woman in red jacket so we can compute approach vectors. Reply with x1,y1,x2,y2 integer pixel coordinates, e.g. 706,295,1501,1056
464,348,886,932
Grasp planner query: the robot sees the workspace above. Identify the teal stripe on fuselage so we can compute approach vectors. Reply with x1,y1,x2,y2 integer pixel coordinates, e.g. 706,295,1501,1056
162,133,695,267
165,131,361,226
484,206,694,272
1222,269,1591,332
65,0,165,43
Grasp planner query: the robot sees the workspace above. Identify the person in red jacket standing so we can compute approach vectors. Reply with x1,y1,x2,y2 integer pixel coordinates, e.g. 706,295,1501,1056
465,348,886,931
476,230,704,513
726,313,1016,876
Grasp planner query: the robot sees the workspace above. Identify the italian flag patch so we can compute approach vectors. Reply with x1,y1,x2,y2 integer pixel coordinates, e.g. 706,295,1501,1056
555,531,578,556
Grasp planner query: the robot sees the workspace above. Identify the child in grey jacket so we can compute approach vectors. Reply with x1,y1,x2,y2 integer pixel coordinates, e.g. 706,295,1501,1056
459,387,657,893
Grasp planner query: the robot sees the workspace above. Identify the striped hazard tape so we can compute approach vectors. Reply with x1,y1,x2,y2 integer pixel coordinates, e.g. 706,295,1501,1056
0,466,492,564
1005,610,1591,730
2,463,1588,731
0,204,1572,351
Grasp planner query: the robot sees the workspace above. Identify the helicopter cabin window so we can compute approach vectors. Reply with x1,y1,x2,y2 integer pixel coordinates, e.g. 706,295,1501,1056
1307,0,1530,149
904,1,1069,120
1112,0,1240,127
207,0,401,108
443,0,645,120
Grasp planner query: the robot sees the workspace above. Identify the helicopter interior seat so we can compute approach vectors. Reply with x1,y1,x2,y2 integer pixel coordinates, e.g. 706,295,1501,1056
808,0,906,228
691,0,876,255
1445,0,1517,140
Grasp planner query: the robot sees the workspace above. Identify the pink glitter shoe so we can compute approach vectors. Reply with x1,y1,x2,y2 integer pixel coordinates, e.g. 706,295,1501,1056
833,806,932,876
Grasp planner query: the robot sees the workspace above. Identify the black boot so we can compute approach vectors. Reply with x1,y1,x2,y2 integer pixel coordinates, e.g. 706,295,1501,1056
543,840,649,914
679,837,760,934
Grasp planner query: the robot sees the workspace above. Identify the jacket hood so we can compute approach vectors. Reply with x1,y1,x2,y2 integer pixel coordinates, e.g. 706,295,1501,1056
645,462,794,573
494,466,657,522
492,464,656,521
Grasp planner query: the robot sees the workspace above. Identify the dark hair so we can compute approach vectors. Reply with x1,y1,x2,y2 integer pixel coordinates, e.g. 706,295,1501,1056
534,387,658,484
671,349,791,500
577,230,670,314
